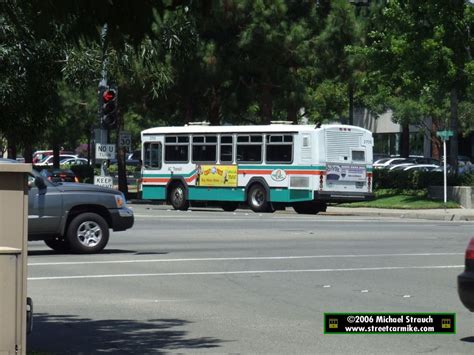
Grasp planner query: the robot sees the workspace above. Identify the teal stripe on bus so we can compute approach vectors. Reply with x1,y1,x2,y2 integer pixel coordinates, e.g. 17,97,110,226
142,185,313,203
142,186,167,200
188,187,246,202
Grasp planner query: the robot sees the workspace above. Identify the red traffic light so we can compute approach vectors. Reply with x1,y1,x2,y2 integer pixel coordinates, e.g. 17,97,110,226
102,89,116,102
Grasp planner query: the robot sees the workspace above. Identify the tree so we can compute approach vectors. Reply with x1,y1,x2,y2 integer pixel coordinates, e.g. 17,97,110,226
314,0,360,124
358,0,473,162
0,2,63,162
48,2,195,193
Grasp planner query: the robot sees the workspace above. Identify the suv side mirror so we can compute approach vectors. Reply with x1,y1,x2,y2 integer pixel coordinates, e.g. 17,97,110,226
34,176,47,190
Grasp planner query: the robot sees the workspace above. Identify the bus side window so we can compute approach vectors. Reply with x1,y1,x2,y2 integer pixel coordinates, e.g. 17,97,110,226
144,142,162,169
220,135,233,163
237,135,262,163
266,135,293,163
165,135,189,163
192,135,217,163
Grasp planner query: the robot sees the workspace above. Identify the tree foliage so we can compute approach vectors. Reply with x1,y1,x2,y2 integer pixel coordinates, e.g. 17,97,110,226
0,0,473,165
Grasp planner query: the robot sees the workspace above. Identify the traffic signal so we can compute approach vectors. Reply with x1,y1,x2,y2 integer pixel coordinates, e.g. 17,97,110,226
101,87,118,129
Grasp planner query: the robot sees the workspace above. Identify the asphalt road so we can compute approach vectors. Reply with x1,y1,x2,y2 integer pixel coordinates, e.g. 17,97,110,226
27,205,474,354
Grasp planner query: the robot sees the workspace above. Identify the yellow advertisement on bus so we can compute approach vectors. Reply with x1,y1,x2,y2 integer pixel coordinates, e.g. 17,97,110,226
197,165,238,187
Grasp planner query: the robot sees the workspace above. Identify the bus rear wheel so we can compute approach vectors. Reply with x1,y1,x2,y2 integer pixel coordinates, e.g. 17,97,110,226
169,183,190,211
293,202,327,215
247,184,273,213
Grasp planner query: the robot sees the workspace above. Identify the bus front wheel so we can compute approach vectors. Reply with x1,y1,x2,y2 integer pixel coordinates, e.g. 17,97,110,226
247,184,273,213
169,183,190,211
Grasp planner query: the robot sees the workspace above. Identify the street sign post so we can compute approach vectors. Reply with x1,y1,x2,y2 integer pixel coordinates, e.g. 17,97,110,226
119,131,132,153
95,143,116,160
94,176,114,189
436,130,454,205
436,130,453,140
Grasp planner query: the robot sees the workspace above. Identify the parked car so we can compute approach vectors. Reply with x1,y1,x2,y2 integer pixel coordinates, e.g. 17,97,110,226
388,163,415,171
0,158,19,164
403,164,441,172
40,168,79,183
26,166,134,253
60,157,89,166
128,150,141,161
373,157,408,169
33,150,76,164
373,153,390,162
374,156,440,170
458,237,474,311
35,154,78,166
108,158,141,167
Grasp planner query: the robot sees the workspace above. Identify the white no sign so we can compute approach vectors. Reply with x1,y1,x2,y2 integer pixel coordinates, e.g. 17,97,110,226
95,144,116,159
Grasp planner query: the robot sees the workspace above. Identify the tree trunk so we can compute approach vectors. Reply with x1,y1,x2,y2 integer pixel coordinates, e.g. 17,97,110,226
87,127,92,165
208,86,220,125
184,96,193,123
7,136,16,159
431,120,441,161
400,124,410,158
449,87,459,174
287,105,298,124
348,82,354,125
52,143,60,169
260,83,273,124
23,143,33,164
116,113,129,196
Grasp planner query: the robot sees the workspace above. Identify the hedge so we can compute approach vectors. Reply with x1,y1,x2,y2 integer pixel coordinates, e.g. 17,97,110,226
373,169,474,190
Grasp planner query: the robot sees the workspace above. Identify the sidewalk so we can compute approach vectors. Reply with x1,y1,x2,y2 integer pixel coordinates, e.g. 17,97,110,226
325,206,474,221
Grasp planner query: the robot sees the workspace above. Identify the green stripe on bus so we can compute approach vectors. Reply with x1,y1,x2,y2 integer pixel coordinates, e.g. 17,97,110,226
188,187,246,202
270,188,313,202
142,186,167,199
142,185,313,203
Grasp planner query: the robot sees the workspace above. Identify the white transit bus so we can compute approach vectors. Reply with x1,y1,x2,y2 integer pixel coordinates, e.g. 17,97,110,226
139,123,374,214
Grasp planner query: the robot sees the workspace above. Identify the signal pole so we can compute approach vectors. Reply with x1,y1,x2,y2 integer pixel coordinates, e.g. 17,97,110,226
94,23,115,186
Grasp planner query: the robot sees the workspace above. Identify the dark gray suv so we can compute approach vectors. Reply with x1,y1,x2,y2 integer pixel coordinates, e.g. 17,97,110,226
27,168,134,253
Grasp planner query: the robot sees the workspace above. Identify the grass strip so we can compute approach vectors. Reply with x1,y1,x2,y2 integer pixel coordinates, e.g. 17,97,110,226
338,189,460,209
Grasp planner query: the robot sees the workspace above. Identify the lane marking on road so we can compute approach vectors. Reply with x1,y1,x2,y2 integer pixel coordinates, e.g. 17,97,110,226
28,252,463,266
28,265,463,281
133,214,437,223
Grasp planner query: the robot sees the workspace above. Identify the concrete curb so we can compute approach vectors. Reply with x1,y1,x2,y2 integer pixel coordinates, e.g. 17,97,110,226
324,208,474,221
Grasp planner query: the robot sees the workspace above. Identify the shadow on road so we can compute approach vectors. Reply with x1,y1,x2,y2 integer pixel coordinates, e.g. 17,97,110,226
460,336,474,343
28,313,227,354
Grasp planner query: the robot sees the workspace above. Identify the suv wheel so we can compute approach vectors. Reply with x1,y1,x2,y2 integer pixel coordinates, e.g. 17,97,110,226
66,212,109,254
